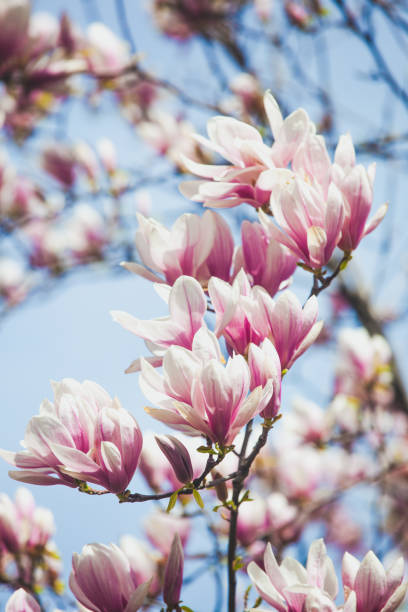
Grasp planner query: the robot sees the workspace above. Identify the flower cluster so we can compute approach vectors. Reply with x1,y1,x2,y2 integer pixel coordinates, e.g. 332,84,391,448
180,93,387,270
248,539,407,612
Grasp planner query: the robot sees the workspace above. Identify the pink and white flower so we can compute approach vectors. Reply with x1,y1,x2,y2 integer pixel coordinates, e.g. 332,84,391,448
70,542,150,612
124,210,233,286
0,379,143,494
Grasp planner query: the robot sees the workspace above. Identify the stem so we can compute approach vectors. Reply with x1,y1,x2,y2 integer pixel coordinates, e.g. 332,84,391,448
227,418,276,611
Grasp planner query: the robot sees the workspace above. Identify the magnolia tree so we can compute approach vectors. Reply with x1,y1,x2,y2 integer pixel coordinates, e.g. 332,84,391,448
1,0,408,611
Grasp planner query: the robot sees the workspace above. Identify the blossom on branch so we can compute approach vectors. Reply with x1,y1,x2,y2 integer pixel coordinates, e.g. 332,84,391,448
0,379,143,494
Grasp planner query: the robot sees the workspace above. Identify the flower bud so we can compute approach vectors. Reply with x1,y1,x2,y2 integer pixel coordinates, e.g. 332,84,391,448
6,589,40,612
163,533,184,609
155,434,193,485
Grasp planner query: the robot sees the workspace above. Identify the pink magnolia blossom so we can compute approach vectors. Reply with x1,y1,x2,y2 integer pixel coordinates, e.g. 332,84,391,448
111,275,208,373
233,219,297,296
142,339,272,445
0,379,143,494
247,338,282,419
70,542,151,612
243,287,322,370
333,134,387,251
123,210,233,286
248,539,338,611
342,550,407,612
144,511,191,556
5,589,40,612
180,92,310,209
260,171,345,269
208,270,265,355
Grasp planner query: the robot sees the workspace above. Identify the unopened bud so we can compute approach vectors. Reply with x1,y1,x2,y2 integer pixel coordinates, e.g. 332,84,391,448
156,435,194,485
163,533,184,609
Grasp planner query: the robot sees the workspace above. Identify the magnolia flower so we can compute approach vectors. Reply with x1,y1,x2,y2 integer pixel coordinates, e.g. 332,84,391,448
242,288,322,370
260,172,345,270
180,92,310,209
142,337,272,445
70,543,151,612
248,338,282,419
123,210,233,286
342,550,407,612
111,275,208,373
233,219,297,296
0,379,143,494
5,589,40,612
248,539,338,611
333,134,387,252
208,270,265,355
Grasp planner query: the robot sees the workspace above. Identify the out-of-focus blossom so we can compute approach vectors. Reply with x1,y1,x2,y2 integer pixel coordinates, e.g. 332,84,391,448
284,397,331,445
0,489,62,593
41,142,76,188
163,533,184,608
70,542,151,612
0,257,29,305
342,550,407,612
111,275,208,373
151,0,247,41
75,141,99,186
28,12,59,59
119,535,160,596
0,488,55,554
0,0,30,70
333,134,387,252
0,379,143,494
5,589,40,612
139,110,209,171
144,511,191,556
248,539,338,611
335,327,393,404
86,22,130,76
285,1,312,28
123,210,233,286
97,138,117,175
233,220,296,296
64,204,108,262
